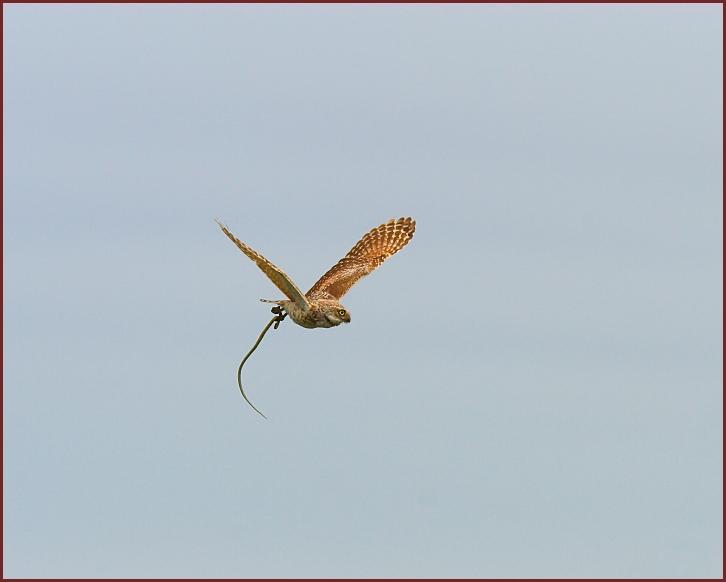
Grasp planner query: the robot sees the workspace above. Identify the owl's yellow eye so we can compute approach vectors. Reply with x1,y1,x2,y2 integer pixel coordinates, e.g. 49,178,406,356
338,309,346,316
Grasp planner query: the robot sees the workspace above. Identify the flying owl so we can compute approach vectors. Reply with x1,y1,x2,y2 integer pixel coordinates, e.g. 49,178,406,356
217,217,416,328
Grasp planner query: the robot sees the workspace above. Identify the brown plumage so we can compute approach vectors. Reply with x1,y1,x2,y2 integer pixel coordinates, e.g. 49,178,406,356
307,217,416,300
217,217,416,329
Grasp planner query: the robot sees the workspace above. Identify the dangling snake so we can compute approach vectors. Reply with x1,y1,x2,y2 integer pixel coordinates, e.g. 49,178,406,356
236,308,286,419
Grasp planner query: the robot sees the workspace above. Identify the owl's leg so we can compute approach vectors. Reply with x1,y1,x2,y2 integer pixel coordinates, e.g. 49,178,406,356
270,305,287,329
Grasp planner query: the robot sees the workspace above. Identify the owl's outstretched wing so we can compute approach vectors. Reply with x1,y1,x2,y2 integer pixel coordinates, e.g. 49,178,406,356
216,220,311,309
307,217,416,300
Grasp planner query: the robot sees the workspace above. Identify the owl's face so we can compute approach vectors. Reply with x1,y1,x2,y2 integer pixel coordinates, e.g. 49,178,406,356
323,304,351,326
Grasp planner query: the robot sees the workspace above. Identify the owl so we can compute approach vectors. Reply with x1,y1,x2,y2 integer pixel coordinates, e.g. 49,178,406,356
217,217,416,328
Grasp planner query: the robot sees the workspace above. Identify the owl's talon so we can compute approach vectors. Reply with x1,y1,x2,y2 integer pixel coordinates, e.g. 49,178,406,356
270,306,287,329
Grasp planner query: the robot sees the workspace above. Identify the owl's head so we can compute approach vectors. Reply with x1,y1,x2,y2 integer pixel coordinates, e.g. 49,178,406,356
323,304,351,326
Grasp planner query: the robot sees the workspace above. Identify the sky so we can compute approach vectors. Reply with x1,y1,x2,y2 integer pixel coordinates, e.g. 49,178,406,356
3,4,722,578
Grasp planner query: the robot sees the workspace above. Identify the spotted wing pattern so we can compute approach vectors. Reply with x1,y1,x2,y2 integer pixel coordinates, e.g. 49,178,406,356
216,220,310,309
307,217,416,300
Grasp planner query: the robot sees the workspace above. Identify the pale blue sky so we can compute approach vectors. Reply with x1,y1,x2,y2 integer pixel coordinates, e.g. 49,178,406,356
4,4,722,578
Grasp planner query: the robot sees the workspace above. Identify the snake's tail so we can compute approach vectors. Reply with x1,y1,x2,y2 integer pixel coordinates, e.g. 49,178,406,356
236,315,280,419
237,360,268,419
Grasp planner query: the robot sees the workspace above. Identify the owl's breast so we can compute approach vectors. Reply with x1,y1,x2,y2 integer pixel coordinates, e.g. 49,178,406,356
286,302,332,329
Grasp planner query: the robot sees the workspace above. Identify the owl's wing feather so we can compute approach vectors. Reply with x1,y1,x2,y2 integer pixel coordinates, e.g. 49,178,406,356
307,217,416,300
216,220,311,309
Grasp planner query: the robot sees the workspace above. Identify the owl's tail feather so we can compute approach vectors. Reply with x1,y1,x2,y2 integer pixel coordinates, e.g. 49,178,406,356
259,299,283,305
